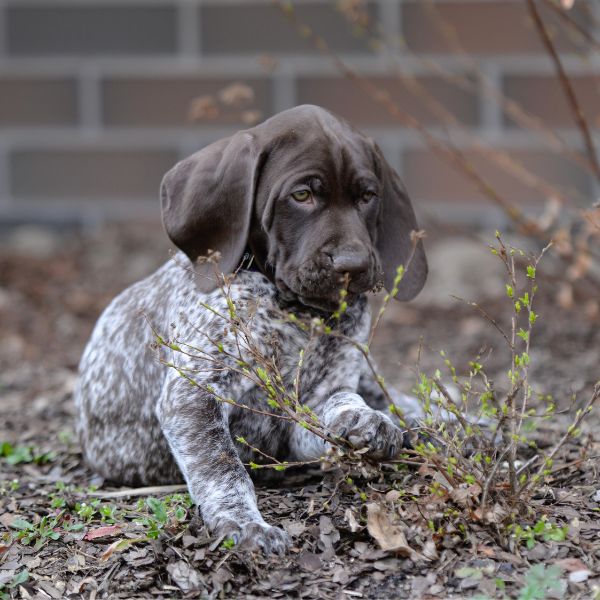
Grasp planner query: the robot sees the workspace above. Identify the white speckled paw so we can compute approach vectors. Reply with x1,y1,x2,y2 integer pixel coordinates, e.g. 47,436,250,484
328,407,407,459
214,519,291,555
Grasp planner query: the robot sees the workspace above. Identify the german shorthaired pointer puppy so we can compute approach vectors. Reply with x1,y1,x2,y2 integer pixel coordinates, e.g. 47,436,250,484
75,105,427,554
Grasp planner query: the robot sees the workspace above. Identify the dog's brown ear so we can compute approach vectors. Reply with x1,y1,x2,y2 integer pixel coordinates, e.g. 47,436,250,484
161,132,263,291
374,144,428,301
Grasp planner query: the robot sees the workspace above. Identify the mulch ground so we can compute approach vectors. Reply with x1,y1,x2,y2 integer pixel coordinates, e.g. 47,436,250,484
0,224,598,599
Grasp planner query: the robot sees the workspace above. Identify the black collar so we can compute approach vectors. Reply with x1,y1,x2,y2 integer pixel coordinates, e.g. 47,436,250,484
235,247,263,274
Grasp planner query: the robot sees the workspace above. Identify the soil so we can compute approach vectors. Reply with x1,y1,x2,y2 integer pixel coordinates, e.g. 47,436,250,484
0,224,598,599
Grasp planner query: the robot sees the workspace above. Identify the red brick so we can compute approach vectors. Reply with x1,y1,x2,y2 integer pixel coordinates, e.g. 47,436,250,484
504,75,600,129
102,77,272,127
200,2,376,55
297,75,479,127
0,77,78,126
402,1,588,55
11,149,179,199
403,148,592,205
7,5,177,56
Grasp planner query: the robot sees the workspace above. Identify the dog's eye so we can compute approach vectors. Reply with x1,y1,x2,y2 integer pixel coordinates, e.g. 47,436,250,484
291,190,311,202
362,191,378,203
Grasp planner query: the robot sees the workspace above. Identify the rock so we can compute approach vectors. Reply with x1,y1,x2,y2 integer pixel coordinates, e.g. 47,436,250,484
4,225,64,257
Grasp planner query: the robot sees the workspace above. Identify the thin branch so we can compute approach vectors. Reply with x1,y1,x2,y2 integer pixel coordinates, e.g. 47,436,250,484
526,0,600,182
275,0,541,236
480,446,512,508
521,382,600,493
450,296,512,348
85,485,188,499
542,0,600,54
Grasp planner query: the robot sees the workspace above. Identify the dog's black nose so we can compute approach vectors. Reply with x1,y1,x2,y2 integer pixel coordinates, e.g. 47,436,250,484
332,251,370,275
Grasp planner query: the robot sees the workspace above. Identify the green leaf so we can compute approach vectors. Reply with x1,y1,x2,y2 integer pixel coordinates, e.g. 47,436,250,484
146,497,167,524
0,442,13,457
8,570,29,588
455,567,483,580
10,518,34,531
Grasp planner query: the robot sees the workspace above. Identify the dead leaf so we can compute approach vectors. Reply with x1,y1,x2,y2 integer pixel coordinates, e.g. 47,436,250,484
373,558,403,571
217,83,254,107
282,519,306,538
344,508,361,532
450,483,482,507
189,95,219,121
100,537,146,561
167,560,202,593
366,503,427,561
472,503,507,524
555,557,589,572
296,551,323,571
422,538,439,561
0,513,19,528
84,525,121,541
476,544,496,558
385,490,401,503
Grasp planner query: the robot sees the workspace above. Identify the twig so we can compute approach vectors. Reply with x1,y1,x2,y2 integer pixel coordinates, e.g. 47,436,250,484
450,296,512,348
274,0,540,236
431,377,472,433
526,0,600,182
368,231,420,346
85,484,188,499
542,0,600,54
415,0,599,179
521,382,600,493
480,446,511,509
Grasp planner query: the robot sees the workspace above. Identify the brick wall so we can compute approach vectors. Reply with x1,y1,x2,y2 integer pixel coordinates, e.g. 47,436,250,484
0,0,599,225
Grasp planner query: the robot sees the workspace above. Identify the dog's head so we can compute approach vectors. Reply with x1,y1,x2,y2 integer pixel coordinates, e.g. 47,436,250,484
161,105,427,310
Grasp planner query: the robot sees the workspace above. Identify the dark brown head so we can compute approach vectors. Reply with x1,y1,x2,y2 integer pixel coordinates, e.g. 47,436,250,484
161,105,427,310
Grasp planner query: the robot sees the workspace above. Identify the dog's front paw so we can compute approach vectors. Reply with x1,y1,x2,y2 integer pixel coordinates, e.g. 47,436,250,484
215,519,291,555
328,408,408,459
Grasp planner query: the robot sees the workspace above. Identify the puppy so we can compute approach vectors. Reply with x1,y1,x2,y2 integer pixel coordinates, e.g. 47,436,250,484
75,105,427,554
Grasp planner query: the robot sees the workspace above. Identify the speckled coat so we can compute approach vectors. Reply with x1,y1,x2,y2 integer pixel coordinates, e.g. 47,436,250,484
75,256,411,553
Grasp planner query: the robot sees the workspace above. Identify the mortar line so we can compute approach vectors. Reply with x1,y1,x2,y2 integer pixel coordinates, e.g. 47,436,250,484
178,0,199,57
78,63,102,135
0,0,6,57
272,72,296,114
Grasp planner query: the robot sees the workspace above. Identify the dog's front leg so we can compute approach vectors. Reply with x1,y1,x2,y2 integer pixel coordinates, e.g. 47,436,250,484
291,390,409,461
156,373,290,554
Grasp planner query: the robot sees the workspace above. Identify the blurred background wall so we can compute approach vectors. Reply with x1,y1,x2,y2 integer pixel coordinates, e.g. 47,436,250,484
0,0,598,227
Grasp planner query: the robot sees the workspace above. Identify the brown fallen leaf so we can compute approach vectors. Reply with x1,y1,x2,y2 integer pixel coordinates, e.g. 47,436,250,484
100,537,147,561
554,557,590,572
476,544,496,558
84,525,121,541
296,551,323,571
366,503,428,561
0,513,19,528
167,560,203,593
